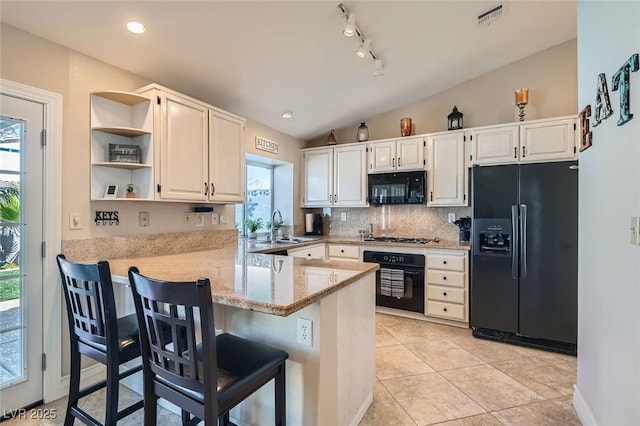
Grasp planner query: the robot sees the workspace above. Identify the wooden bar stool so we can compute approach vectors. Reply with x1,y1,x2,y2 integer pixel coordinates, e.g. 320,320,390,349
57,254,144,426
128,267,289,426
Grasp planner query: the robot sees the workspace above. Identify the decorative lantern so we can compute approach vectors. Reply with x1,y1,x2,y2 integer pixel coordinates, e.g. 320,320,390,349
326,130,337,145
356,122,369,142
447,106,463,131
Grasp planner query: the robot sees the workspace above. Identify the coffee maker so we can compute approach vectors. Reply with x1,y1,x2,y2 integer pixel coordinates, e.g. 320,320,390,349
454,217,471,243
313,214,324,235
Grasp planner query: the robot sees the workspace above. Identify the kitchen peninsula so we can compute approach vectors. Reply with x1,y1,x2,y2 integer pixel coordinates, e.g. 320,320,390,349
105,242,378,426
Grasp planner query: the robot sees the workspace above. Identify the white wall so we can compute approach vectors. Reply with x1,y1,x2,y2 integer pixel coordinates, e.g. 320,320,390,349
575,2,640,424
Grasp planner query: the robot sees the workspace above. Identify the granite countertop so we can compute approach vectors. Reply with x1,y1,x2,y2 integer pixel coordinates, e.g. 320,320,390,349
107,244,378,317
245,236,470,253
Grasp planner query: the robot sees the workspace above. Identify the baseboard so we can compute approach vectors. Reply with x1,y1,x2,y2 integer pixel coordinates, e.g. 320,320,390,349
573,386,598,426
349,391,373,426
60,363,106,393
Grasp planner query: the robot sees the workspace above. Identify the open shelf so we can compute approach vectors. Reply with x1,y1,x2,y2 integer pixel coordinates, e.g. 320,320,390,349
92,126,151,137
92,91,150,106
92,162,152,170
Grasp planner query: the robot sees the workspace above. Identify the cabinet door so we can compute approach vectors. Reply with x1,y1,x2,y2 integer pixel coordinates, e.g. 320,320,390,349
427,132,466,206
303,148,333,207
396,137,425,171
368,140,396,173
520,118,577,163
209,111,245,202
469,125,519,165
159,93,209,200
333,144,367,207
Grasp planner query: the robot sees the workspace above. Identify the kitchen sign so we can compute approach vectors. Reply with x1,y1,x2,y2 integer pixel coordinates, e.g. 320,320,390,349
579,53,638,152
255,137,279,154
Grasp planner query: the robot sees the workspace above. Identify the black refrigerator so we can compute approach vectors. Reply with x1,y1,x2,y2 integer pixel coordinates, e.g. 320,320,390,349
471,161,578,355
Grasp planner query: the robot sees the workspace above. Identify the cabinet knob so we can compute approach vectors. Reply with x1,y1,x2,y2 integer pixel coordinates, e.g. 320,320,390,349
443,276,447,280
443,307,448,312
341,249,344,253
307,253,311,257
443,260,447,265
443,292,447,296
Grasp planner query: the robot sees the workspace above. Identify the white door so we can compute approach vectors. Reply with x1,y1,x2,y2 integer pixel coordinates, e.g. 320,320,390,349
368,140,396,173
302,148,333,207
0,94,44,410
468,125,519,165
396,137,425,171
333,145,367,207
209,111,245,202
519,118,577,163
427,132,466,206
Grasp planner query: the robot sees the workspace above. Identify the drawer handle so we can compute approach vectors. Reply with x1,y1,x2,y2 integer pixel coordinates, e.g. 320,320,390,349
443,276,447,280
307,253,311,257
341,249,344,253
443,260,447,265
443,292,447,296
443,307,448,312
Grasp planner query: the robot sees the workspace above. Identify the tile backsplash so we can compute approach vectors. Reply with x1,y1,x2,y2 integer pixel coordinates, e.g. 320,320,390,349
323,205,471,241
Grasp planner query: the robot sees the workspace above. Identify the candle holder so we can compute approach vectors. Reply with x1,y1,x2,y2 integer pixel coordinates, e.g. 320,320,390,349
400,118,412,136
515,88,529,121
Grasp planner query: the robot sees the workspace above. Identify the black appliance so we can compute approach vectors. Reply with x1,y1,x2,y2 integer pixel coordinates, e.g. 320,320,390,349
313,214,323,235
368,171,426,205
363,251,425,313
471,161,578,355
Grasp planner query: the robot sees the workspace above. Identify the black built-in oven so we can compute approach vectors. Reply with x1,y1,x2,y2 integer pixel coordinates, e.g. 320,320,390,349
368,171,426,205
363,251,425,313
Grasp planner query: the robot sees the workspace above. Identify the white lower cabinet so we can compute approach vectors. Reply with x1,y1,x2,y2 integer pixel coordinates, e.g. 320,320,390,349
425,250,468,324
287,244,326,259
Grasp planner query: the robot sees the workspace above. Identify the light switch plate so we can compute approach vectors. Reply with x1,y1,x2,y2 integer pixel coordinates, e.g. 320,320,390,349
183,212,194,225
69,212,81,229
195,213,204,227
448,213,456,223
139,211,150,227
631,216,640,245
211,212,220,225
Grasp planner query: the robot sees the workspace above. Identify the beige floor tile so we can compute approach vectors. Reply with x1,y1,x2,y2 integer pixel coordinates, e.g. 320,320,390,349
376,323,402,347
440,364,544,411
358,382,417,426
531,351,577,374
406,340,485,371
381,318,453,344
491,357,576,398
376,345,434,380
433,413,505,425
491,396,581,425
448,336,534,363
383,373,486,425
375,312,405,327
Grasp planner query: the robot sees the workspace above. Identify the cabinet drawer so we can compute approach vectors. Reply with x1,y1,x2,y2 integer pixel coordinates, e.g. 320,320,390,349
288,244,326,259
427,270,465,288
427,285,465,304
328,244,360,259
427,254,465,271
426,301,465,321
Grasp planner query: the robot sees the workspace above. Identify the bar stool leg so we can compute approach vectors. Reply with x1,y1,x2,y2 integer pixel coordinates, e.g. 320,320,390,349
275,363,286,426
65,346,81,426
105,359,119,425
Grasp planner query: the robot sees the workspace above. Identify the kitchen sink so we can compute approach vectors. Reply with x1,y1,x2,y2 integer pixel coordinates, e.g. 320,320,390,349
275,236,319,244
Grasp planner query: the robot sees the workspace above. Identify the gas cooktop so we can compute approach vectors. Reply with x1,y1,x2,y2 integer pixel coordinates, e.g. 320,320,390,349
366,237,438,244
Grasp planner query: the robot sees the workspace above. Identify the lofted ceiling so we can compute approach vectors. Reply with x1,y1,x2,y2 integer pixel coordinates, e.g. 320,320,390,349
0,1,576,141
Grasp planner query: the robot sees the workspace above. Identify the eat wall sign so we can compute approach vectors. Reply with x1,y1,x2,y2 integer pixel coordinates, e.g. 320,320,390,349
579,53,639,152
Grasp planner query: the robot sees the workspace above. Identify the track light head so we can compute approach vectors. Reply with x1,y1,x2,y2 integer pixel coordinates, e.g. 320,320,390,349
342,13,357,37
374,59,384,76
356,39,372,58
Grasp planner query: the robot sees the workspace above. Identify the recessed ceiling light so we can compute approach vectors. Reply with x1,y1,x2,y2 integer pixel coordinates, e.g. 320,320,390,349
281,110,293,119
127,21,145,34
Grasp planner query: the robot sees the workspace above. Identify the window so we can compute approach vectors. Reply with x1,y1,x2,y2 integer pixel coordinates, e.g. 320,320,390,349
235,162,273,235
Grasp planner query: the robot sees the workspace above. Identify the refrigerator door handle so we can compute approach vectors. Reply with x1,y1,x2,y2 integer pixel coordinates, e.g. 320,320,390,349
511,205,519,279
520,204,528,279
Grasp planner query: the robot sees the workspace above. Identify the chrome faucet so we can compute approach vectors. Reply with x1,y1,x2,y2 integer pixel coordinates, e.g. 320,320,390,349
271,209,283,242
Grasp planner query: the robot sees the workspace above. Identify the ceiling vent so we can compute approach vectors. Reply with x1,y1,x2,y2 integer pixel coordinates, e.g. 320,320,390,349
476,3,505,27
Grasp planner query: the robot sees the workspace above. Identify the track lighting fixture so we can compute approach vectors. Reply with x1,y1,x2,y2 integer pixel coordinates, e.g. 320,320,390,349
337,3,384,76
356,39,372,58
342,13,357,37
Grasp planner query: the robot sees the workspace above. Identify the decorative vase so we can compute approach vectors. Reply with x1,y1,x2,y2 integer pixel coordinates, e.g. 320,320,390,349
248,231,257,239
400,118,412,136
356,122,369,142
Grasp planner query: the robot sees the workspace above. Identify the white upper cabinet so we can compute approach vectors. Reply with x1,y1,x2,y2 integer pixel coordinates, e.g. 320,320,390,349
468,124,520,166
368,137,425,173
209,110,245,202
426,131,467,206
469,117,577,166
90,91,154,201
138,84,245,203
302,144,367,207
519,117,577,163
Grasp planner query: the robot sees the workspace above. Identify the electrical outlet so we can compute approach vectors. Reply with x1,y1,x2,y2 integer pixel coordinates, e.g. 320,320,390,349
297,317,313,347
69,212,81,229
448,213,456,223
631,216,640,246
195,213,204,227
341,212,347,221
220,214,227,224
211,212,220,225
183,212,194,225
139,211,150,227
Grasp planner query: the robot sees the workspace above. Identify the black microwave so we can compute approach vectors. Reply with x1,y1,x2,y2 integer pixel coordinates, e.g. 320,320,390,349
368,171,426,205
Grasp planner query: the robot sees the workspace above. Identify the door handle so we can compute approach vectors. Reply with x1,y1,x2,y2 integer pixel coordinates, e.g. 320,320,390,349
392,158,395,167
211,183,215,196
522,146,526,157
398,157,401,167
513,147,518,159
520,204,527,279
511,205,519,279
204,182,208,196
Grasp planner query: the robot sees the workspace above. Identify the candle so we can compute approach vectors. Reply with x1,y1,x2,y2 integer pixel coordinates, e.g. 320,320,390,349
515,88,529,105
